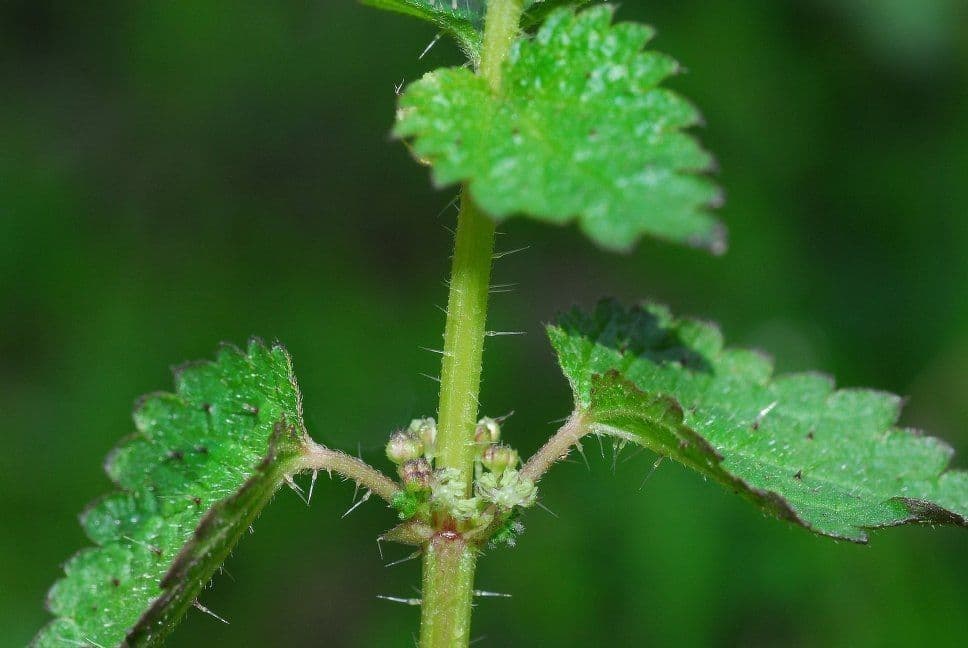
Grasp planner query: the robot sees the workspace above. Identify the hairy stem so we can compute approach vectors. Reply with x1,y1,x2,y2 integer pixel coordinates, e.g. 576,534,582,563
435,196,496,492
294,439,400,504
480,0,523,89
419,535,478,648
520,413,587,482
420,2,524,646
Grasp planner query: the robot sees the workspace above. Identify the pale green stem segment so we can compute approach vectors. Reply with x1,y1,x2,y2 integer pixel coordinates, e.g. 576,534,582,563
480,0,524,90
420,2,524,647
434,196,496,492
419,536,479,648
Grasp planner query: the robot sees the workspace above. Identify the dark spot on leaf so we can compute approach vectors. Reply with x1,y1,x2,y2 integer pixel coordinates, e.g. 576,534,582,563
195,445,208,454
111,578,120,587
794,470,803,480
806,431,814,441
752,421,761,431
192,496,203,506
201,403,212,413
167,450,184,462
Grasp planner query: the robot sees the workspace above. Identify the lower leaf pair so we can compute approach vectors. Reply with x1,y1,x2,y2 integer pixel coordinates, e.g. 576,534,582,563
35,300,968,646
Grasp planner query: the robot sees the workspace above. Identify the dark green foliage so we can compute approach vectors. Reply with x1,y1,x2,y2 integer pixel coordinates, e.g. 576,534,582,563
392,489,429,520
34,341,307,647
395,7,724,252
487,511,524,548
360,0,484,62
550,300,968,541
8,1,967,645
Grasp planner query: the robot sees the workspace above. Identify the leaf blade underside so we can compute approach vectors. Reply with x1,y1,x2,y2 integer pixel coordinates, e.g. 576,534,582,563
34,340,308,647
360,0,594,59
549,300,968,542
521,0,593,29
394,5,725,253
360,0,485,61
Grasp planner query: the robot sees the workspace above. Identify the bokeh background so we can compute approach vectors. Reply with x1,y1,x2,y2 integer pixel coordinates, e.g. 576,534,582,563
2,1,967,645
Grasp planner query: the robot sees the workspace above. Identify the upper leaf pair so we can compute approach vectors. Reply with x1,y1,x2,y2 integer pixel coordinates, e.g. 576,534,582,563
387,4,726,253
362,1,590,61
361,0,485,62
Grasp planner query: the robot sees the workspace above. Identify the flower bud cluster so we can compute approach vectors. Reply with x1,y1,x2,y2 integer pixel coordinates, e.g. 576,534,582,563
474,415,536,510
474,416,502,446
399,457,432,491
385,430,423,465
408,417,437,459
429,467,480,520
383,414,537,535
481,444,518,474
475,469,537,509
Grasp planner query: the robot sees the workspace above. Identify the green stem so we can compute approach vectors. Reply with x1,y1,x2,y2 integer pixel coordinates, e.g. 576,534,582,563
480,0,524,90
419,2,524,647
419,535,478,647
435,196,496,491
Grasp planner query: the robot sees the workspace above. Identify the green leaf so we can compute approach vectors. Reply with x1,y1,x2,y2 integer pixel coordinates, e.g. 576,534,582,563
394,6,724,253
34,340,308,647
521,0,593,29
359,0,594,56
360,0,484,62
548,300,968,541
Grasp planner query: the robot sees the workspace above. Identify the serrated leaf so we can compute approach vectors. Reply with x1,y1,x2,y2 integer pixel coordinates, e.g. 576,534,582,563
360,0,593,58
548,299,968,541
394,6,724,253
521,0,593,29
360,0,484,62
34,340,308,647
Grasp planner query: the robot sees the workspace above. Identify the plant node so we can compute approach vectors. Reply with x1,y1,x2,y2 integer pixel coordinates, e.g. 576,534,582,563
382,414,536,548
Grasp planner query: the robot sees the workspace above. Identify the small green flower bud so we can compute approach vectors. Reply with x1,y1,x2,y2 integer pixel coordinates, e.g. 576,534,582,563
385,430,423,465
475,416,502,445
408,417,437,457
399,458,432,491
475,469,537,509
481,444,518,474
430,468,480,520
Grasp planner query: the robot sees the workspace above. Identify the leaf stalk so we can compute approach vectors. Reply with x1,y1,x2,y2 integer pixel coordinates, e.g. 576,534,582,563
294,440,401,504
520,413,588,483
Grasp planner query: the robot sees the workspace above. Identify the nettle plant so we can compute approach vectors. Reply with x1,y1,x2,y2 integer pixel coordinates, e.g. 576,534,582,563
35,1,968,647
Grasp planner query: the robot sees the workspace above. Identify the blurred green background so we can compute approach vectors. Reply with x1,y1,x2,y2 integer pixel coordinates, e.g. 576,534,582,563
2,1,967,645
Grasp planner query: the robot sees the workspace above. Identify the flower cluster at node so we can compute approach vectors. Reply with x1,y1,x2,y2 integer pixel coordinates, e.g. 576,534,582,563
384,415,537,545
